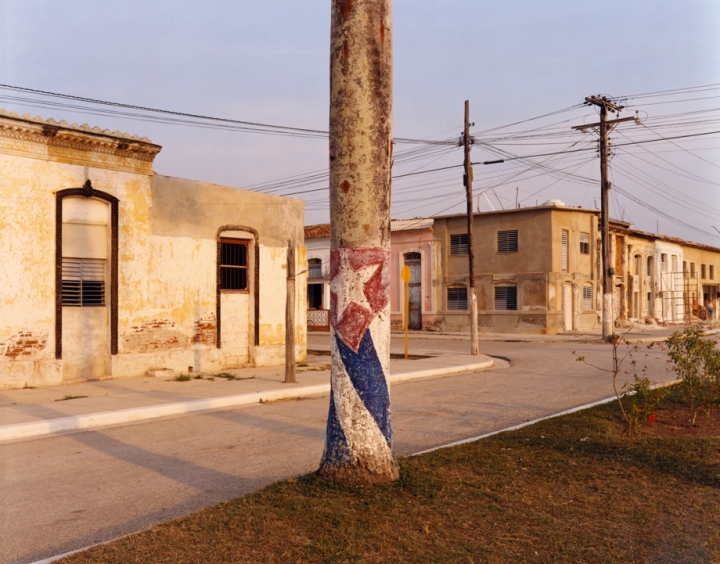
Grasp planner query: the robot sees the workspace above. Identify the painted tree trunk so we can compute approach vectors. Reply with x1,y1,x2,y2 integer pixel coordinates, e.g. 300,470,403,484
318,0,399,484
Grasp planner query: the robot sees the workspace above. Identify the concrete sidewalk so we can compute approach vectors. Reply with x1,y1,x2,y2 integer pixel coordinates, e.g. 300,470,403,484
0,350,493,443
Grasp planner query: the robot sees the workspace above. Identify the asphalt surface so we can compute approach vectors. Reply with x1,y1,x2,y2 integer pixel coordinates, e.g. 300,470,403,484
1,335,674,564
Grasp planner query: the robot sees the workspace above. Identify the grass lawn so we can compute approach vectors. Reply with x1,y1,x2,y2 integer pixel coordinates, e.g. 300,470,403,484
61,387,720,563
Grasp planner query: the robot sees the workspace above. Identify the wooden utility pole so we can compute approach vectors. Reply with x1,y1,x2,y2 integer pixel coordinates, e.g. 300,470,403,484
284,239,296,383
464,100,479,355
319,0,399,484
572,96,639,341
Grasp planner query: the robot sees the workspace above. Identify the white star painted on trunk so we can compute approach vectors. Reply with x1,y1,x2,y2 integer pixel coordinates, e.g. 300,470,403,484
331,252,379,320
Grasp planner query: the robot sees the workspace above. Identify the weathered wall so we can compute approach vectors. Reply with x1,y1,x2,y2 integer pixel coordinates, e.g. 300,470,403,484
0,114,306,389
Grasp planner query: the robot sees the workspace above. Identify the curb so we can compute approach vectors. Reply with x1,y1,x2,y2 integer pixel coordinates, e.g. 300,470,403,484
0,358,493,444
412,378,681,456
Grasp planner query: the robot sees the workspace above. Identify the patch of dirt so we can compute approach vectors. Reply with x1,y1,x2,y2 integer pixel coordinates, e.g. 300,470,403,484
629,407,720,439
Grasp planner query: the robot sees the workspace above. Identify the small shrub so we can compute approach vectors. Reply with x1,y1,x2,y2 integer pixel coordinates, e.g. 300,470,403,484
623,375,664,434
665,327,720,425
174,374,192,382
55,394,89,401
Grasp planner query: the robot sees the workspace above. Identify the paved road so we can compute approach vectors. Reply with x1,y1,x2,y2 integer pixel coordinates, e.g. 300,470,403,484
1,336,672,564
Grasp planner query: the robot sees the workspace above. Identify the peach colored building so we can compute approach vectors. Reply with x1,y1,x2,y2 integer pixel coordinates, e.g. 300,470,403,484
304,219,439,332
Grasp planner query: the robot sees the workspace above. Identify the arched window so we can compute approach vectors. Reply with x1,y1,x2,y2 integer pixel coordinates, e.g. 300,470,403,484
308,258,322,279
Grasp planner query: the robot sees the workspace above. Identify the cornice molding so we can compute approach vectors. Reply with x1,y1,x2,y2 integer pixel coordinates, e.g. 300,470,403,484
0,110,162,173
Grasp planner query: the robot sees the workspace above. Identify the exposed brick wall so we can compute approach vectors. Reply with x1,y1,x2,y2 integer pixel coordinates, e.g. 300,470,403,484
121,319,189,353
2,330,48,360
192,314,217,346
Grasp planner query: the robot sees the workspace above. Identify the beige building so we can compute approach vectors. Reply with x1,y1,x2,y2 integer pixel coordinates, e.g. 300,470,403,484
433,202,720,333
612,224,720,322
0,110,306,390
434,201,601,334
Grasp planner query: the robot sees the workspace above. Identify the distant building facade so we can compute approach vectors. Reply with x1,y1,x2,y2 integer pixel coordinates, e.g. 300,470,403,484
0,110,306,389
304,219,440,331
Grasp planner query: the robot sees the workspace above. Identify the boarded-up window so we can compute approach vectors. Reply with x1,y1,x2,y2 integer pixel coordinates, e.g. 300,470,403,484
583,286,593,310
690,262,696,276
701,264,707,279
580,232,589,255
497,230,518,254
561,230,568,272
450,234,469,255
61,258,106,306
220,239,248,291
711,265,715,280
447,287,467,310
495,286,517,310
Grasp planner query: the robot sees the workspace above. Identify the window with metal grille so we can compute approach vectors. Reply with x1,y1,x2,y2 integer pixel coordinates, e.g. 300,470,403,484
711,265,715,280
690,262,696,276
308,258,322,279
61,258,106,306
579,232,589,255
447,287,467,310
220,239,248,291
561,230,568,272
450,234,468,255
495,286,517,310
701,264,707,279
583,286,593,310
497,230,518,254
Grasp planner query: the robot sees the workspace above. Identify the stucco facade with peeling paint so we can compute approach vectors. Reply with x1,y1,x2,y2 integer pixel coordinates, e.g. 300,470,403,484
0,110,306,390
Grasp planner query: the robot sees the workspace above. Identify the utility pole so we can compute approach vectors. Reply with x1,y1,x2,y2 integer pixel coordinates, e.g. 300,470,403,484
319,0,399,484
573,96,640,341
463,101,479,355
284,238,296,384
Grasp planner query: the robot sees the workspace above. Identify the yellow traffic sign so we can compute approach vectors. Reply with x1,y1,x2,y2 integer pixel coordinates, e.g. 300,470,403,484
401,265,411,283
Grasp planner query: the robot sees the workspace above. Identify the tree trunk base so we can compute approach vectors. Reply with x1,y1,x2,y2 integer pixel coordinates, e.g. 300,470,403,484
317,459,400,485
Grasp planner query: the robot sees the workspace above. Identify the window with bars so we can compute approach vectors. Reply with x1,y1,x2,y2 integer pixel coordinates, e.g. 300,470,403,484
701,264,707,279
711,265,715,280
447,287,467,310
497,230,518,254
450,234,469,255
579,232,589,255
583,286,593,310
495,286,517,310
61,258,106,306
220,239,249,291
561,230,568,272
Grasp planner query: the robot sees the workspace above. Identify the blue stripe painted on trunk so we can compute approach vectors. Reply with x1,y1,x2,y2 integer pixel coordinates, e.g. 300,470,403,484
335,330,393,445
321,389,352,466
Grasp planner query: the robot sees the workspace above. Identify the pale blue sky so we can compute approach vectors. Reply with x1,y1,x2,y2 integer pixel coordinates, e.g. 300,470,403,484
2,1,719,243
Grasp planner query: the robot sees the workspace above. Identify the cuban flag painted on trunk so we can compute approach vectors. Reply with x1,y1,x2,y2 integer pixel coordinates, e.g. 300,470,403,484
320,246,396,470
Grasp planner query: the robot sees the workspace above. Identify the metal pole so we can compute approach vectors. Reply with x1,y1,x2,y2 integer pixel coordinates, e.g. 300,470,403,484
319,0,399,484
284,239,296,384
464,101,479,355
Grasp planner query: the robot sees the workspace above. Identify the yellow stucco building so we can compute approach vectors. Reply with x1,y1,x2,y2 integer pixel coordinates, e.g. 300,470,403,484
0,110,306,390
